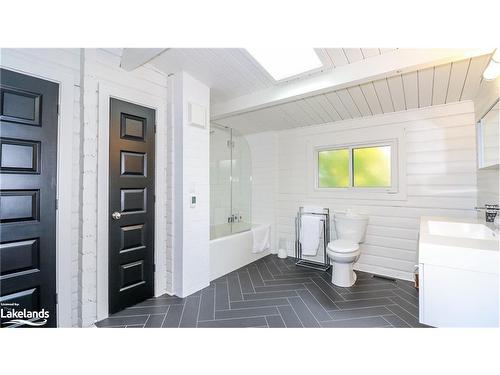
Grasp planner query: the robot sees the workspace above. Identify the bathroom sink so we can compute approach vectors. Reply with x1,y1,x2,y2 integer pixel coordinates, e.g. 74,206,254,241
427,220,497,241
418,216,499,327
419,216,498,272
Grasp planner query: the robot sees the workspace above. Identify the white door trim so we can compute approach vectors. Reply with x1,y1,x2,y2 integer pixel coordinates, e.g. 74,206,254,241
96,81,167,321
1,50,75,327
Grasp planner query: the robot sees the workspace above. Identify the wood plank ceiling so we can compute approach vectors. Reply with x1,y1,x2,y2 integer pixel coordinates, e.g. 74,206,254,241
214,55,491,134
150,48,397,103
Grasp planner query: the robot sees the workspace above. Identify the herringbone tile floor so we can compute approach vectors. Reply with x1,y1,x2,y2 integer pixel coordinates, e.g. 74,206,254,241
96,255,428,328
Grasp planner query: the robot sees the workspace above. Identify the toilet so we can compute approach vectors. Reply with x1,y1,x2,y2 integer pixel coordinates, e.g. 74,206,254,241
327,212,368,287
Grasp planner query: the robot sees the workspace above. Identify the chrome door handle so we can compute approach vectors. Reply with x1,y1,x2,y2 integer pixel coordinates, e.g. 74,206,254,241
111,211,122,220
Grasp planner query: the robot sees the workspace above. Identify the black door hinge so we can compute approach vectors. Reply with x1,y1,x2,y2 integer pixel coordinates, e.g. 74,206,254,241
55,199,59,210
153,264,156,273
55,293,58,304
57,104,60,115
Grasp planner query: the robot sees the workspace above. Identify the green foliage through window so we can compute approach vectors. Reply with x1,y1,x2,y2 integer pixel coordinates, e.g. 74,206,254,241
318,145,392,188
353,146,391,187
318,149,349,187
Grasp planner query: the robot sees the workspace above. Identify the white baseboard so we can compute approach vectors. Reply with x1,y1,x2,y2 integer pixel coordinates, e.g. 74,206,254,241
354,263,414,282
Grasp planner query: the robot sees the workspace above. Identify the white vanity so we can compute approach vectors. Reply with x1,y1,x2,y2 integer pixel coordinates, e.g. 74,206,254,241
418,216,499,327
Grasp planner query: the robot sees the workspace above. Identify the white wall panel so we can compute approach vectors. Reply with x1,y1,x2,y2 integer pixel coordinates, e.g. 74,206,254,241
446,59,470,102
373,79,395,113
360,82,383,115
347,86,372,116
387,75,406,112
418,68,434,108
250,102,477,281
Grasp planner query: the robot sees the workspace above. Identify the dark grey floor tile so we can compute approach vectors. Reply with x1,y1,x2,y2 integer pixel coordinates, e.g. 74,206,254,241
95,315,149,327
212,275,228,283
396,281,419,298
342,283,398,294
132,297,185,307
197,317,267,328
392,288,419,307
288,296,320,327
237,270,255,293
277,305,303,328
96,254,424,329
247,264,265,287
162,304,184,327
215,282,230,310
264,278,313,286
386,304,428,328
304,281,340,310
254,283,305,292
214,306,279,320
144,314,166,328
382,314,411,328
328,306,391,320
310,277,345,302
198,287,215,321
255,262,274,281
227,274,243,302
389,296,419,318
179,296,201,328
243,290,298,300
296,289,332,321
263,259,281,275
266,315,286,328
355,277,396,286
336,297,393,310
230,298,290,309
112,305,169,317
320,316,390,328
341,290,397,301
273,271,319,280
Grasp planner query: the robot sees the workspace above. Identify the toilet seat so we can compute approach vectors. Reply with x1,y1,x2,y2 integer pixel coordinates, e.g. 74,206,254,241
327,239,359,253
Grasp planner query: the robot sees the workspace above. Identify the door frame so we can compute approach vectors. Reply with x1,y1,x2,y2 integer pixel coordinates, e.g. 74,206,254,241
96,82,167,321
0,51,75,327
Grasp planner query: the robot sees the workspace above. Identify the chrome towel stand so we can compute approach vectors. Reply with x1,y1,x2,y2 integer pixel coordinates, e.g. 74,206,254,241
295,206,331,272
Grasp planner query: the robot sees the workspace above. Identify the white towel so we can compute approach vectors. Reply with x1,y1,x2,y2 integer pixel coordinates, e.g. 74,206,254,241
299,215,322,256
302,206,325,214
252,225,271,253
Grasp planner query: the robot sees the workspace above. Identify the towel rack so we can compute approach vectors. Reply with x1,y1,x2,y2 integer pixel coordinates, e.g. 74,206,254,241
295,206,331,272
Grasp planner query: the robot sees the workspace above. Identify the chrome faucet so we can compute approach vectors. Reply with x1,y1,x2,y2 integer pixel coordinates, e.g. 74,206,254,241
475,204,499,223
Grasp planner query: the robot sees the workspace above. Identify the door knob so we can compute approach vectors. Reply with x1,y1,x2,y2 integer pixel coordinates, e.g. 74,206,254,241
111,211,122,220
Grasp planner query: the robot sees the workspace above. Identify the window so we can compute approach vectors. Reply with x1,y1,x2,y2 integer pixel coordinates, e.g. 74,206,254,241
317,142,395,190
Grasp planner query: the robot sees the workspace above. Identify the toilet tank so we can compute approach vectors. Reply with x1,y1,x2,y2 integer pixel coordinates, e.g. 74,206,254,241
334,213,369,243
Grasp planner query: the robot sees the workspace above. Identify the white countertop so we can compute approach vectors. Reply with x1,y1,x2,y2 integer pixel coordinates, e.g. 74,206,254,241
419,216,499,274
419,216,499,252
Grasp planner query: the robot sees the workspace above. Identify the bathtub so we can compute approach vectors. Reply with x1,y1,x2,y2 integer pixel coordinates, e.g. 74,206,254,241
210,223,271,281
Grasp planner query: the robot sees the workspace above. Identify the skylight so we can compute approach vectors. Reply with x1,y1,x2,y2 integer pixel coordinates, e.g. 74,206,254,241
246,48,323,81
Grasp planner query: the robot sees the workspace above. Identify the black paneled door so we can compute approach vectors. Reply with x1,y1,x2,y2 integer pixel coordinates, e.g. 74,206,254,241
0,68,59,328
108,98,155,314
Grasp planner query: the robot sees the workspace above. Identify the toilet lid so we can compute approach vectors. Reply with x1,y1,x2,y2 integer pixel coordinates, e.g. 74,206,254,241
328,240,359,253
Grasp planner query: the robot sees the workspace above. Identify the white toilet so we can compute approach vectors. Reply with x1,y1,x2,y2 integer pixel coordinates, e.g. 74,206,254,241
327,212,368,287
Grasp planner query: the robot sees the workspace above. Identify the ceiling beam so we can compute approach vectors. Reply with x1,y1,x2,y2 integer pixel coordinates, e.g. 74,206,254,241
211,48,493,120
120,48,167,71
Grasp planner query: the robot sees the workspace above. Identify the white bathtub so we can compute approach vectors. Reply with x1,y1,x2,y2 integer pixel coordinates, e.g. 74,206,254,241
210,223,271,281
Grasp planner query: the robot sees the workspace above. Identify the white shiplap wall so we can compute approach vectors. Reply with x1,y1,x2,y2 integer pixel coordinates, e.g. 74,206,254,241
247,101,477,281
